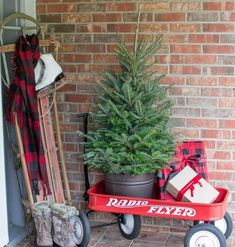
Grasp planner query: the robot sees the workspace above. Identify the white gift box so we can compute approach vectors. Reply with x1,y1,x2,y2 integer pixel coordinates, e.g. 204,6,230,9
166,165,219,204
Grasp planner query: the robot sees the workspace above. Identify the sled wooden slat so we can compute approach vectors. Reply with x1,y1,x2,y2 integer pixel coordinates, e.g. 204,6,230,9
39,94,65,204
53,93,72,206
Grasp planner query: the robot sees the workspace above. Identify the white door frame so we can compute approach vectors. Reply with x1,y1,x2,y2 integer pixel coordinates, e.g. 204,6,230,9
0,65,9,247
0,1,36,245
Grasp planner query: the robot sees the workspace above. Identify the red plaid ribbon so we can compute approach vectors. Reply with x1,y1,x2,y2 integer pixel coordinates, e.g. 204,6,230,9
5,34,51,196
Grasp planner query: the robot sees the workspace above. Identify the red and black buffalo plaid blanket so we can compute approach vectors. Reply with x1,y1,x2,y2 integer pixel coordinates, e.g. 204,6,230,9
5,34,51,196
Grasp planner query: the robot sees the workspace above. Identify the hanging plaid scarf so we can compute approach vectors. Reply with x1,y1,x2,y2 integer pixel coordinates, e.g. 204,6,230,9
5,34,51,196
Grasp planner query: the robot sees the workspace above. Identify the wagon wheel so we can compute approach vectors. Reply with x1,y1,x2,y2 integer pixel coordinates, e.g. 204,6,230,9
69,211,90,247
118,214,141,240
194,212,233,239
184,223,227,247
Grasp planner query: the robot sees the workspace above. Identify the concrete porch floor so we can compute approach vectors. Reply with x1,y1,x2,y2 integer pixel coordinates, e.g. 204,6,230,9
17,224,185,247
17,222,235,247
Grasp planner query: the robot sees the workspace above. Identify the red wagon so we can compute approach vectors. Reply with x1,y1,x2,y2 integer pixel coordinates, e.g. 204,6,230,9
88,181,232,247
78,113,233,247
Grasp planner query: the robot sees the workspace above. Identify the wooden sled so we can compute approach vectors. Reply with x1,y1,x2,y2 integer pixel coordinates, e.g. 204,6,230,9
0,13,71,211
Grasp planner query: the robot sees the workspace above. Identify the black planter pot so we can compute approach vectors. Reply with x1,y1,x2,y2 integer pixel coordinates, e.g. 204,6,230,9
104,173,154,198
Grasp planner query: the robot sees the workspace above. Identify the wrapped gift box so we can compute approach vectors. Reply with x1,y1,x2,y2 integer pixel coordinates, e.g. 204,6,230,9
158,140,208,201
166,165,219,204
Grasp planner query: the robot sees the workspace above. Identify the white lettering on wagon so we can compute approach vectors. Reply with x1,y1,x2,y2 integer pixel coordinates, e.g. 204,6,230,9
147,206,196,217
106,198,196,217
106,198,149,207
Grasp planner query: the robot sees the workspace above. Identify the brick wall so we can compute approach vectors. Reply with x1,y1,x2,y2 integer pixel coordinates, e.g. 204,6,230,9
37,0,235,241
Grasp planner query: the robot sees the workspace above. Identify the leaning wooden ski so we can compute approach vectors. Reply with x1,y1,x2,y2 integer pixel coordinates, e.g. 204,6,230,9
39,93,65,204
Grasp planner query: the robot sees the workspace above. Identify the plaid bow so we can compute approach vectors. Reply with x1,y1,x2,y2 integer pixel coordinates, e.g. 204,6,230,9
5,34,51,196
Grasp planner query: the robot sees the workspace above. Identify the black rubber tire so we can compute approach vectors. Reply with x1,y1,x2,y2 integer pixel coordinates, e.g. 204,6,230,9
76,211,91,247
194,212,233,239
219,212,233,239
118,214,141,240
184,223,227,247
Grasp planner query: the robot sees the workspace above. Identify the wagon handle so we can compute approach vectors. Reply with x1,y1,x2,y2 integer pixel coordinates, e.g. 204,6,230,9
78,112,90,201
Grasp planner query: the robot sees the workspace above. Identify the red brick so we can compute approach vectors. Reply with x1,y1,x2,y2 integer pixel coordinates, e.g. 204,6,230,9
208,172,233,181
107,24,136,33
47,4,76,13
189,34,219,43
172,108,200,117
93,54,117,64
107,44,118,53
93,13,122,22
57,84,76,92
63,54,92,63
140,3,170,12
186,77,217,86
217,141,235,150
207,66,234,75
170,55,184,64
60,123,77,132
155,13,186,22
187,98,217,107
61,44,77,52
107,3,136,11
203,2,234,11
123,13,153,22
170,44,201,54
161,76,185,85
172,128,200,138
205,141,216,149
186,119,217,128
220,12,235,21
61,64,77,73
201,88,232,97
188,12,218,22
76,44,105,53
38,0,59,2
63,14,91,23
77,3,106,12
170,87,199,96
203,45,235,54
164,34,187,43
203,24,234,32
219,77,235,86
170,65,201,75
37,4,46,13
170,2,201,11
217,161,235,170
63,143,77,152
201,130,231,139
140,24,168,33
65,94,94,103
64,0,91,2
219,120,235,129
156,55,170,64
185,55,216,64
202,108,234,119
220,34,235,43
170,24,201,32
213,151,231,160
